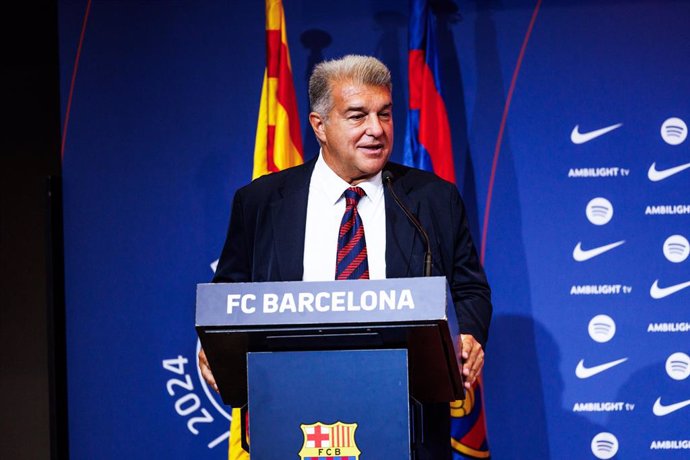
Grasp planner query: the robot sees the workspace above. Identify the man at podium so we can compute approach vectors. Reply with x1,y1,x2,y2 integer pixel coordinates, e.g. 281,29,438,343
200,55,492,460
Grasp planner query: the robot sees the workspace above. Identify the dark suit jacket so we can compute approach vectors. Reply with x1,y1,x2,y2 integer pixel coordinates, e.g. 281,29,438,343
214,158,492,347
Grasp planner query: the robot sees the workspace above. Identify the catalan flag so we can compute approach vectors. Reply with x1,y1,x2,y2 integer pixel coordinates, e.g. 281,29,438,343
232,3,303,458
228,405,249,460
403,0,456,183
252,0,303,180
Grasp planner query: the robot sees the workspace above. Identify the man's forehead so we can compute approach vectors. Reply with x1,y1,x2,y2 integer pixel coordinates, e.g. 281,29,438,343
333,81,392,108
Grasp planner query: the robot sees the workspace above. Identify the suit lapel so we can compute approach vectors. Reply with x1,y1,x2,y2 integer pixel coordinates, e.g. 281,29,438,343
384,172,421,278
269,159,316,281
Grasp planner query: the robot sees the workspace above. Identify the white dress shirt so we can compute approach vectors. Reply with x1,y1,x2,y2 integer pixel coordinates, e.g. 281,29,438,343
302,153,386,281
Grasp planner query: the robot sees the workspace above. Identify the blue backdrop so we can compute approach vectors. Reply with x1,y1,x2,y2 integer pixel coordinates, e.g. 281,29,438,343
59,1,689,458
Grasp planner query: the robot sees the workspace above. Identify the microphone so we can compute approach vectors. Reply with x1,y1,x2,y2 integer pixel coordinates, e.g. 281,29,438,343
382,170,433,277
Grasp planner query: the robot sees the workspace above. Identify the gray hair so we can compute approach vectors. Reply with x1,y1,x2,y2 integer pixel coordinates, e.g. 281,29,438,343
309,55,392,117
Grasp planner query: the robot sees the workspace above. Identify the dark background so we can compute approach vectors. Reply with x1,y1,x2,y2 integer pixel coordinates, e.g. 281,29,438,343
1,2,65,459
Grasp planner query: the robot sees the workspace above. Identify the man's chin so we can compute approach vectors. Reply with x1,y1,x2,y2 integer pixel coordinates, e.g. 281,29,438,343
350,161,388,183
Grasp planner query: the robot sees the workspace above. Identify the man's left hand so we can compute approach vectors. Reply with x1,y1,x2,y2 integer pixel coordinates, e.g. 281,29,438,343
459,334,484,390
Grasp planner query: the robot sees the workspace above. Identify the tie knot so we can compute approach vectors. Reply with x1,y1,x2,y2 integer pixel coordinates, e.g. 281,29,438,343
344,186,365,205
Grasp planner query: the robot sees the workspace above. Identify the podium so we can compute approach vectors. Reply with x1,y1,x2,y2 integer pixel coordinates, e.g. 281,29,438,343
196,277,463,459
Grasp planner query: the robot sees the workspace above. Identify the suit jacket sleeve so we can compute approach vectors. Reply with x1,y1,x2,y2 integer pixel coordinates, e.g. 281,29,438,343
447,185,492,349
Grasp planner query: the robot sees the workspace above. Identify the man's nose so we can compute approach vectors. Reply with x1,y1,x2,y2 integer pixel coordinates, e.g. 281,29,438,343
365,114,384,137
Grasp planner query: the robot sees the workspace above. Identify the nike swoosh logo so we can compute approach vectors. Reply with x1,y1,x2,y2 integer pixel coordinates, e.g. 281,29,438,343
571,123,623,144
573,240,625,261
648,162,690,182
650,279,690,299
653,397,690,416
576,358,628,379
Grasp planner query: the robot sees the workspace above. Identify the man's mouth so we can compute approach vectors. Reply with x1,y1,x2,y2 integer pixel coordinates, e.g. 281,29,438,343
358,143,384,153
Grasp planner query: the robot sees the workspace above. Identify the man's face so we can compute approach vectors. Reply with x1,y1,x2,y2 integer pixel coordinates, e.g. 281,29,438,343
310,80,393,184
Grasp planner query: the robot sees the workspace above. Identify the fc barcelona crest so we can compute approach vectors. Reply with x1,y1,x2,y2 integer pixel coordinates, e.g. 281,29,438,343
299,421,361,460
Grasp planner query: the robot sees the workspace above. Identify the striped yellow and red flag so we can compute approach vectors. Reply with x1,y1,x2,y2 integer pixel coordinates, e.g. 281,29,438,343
230,2,302,458
252,0,303,179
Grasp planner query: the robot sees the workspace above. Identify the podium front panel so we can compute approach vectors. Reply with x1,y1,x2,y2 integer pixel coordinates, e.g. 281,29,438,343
247,349,410,460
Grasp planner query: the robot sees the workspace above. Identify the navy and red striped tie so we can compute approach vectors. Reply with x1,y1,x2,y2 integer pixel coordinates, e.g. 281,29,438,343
336,187,369,280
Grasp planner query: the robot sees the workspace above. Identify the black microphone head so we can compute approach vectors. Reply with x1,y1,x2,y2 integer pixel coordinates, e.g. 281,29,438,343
382,170,394,183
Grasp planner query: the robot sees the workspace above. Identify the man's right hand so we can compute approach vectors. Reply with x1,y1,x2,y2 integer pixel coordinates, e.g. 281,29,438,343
198,347,219,393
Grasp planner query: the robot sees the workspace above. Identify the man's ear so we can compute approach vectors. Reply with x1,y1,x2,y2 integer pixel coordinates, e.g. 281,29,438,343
309,112,327,144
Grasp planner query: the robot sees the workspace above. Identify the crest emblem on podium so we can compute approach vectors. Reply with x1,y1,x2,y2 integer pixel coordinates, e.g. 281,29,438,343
299,421,361,460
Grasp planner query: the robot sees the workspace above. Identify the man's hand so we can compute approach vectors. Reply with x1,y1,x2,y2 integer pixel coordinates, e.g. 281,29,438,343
198,347,219,393
459,334,484,390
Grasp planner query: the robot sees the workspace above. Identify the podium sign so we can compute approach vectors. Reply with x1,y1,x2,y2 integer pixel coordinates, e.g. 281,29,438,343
196,276,463,407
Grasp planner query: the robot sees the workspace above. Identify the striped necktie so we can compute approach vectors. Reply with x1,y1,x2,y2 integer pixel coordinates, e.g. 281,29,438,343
336,187,369,280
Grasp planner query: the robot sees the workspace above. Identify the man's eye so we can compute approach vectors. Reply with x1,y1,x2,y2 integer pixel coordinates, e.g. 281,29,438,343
349,114,365,120
379,112,391,119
